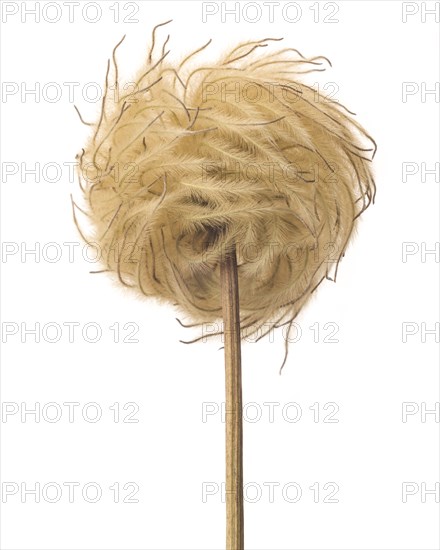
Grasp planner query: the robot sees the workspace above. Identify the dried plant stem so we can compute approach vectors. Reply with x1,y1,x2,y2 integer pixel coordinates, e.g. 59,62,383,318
220,245,244,550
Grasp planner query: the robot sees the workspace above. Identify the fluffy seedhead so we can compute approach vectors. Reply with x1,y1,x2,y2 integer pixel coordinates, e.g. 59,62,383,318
74,22,376,368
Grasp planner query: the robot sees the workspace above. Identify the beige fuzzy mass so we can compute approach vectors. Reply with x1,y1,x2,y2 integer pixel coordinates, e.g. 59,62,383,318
75,27,376,351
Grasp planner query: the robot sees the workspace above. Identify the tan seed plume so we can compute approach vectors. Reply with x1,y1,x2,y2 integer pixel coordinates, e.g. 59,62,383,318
74,23,376,369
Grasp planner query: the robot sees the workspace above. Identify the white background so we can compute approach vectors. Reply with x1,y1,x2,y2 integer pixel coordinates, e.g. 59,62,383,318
0,1,439,549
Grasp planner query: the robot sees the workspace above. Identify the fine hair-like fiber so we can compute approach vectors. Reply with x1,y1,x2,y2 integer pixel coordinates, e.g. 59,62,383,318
74,23,376,364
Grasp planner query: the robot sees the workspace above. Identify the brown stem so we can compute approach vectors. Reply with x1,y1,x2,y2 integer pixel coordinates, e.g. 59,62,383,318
220,245,244,549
